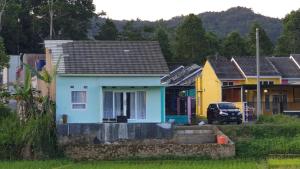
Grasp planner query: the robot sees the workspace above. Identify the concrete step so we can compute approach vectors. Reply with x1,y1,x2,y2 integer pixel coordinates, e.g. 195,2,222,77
174,125,215,130
172,133,216,144
175,129,213,134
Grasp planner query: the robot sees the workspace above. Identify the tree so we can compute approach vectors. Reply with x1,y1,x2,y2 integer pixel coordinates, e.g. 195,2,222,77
0,37,8,69
204,32,220,56
247,22,273,56
0,0,8,32
155,28,173,64
120,20,144,40
221,32,247,57
95,18,118,40
275,9,300,56
175,14,206,64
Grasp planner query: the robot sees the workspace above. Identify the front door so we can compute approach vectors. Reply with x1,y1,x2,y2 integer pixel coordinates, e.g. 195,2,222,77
272,95,287,114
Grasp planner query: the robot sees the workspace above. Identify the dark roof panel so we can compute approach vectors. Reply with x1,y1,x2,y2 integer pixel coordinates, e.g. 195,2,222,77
61,41,169,75
267,57,300,78
161,64,202,86
208,56,244,79
233,57,280,76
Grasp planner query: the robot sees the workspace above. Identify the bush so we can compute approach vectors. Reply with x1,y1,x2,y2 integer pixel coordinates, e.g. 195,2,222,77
257,114,300,124
0,104,11,119
219,122,300,158
0,112,60,160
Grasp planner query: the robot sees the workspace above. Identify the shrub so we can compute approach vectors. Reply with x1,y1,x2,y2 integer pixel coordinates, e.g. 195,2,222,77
257,114,300,124
0,104,11,119
0,111,60,160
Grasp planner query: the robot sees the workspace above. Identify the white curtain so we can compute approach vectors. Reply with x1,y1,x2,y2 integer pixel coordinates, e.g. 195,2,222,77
114,92,123,116
103,91,113,119
137,91,146,119
71,91,86,109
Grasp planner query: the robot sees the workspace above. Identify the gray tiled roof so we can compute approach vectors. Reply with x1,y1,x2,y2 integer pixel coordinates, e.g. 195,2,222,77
208,56,245,79
233,57,280,76
267,57,300,78
60,41,169,75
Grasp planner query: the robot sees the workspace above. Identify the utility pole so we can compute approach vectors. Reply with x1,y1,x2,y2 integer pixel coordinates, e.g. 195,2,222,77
48,0,53,39
256,28,261,119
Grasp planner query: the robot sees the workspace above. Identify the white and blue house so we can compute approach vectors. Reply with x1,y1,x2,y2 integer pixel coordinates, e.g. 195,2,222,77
44,40,169,124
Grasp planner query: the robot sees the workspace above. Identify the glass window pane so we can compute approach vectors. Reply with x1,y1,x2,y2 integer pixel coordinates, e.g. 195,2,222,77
137,91,146,119
127,92,135,119
72,104,86,109
72,91,86,103
103,91,114,119
114,92,123,116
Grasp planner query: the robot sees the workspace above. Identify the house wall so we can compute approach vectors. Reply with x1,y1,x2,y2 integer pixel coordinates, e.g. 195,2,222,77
244,77,281,85
195,61,222,117
56,76,165,123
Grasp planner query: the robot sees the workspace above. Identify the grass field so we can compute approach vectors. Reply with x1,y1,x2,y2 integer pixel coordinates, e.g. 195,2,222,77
0,158,300,169
0,158,299,169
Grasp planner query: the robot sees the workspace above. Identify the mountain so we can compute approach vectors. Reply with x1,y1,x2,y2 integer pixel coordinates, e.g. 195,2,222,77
90,7,283,42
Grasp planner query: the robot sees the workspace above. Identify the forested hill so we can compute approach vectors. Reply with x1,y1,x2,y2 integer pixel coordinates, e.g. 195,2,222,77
91,7,283,42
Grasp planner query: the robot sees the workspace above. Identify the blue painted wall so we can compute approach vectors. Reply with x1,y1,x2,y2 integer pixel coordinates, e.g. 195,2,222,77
56,76,165,123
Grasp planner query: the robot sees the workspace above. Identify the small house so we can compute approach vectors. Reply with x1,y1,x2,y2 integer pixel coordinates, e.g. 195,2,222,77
44,40,169,124
196,55,300,121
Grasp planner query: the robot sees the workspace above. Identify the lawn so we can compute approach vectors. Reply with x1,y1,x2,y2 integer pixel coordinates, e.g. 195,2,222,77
0,158,299,169
0,159,262,169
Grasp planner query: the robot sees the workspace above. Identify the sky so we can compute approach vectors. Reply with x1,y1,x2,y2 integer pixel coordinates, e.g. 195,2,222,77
94,0,300,21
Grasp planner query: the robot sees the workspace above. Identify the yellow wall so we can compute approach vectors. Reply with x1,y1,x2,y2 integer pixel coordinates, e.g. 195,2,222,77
195,61,222,117
244,77,281,85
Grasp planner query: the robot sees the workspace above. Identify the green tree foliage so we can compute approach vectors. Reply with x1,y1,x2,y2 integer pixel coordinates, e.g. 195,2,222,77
275,9,300,56
120,20,144,40
155,28,173,64
247,23,274,56
221,32,247,58
0,37,8,69
175,14,206,64
95,18,118,40
1,0,95,54
204,32,220,56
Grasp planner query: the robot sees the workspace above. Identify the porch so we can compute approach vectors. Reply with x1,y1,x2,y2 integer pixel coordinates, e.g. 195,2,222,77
222,84,300,122
165,86,196,125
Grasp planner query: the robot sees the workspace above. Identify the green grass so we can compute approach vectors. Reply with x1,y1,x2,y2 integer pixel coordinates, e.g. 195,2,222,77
268,158,300,169
1,158,299,169
0,159,263,169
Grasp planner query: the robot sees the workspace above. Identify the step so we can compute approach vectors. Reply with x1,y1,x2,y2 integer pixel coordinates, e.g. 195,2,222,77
175,129,213,134
172,133,216,144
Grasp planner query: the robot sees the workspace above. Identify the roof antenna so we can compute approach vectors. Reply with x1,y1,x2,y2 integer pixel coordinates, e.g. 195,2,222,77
215,52,219,60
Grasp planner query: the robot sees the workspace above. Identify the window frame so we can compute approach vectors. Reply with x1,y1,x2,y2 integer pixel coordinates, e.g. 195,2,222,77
102,90,147,120
71,90,87,110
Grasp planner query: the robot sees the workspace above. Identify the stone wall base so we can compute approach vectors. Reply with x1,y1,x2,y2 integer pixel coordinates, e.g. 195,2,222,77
64,143,235,160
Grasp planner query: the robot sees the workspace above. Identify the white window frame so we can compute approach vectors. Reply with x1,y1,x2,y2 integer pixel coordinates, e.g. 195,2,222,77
71,91,87,110
102,90,147,120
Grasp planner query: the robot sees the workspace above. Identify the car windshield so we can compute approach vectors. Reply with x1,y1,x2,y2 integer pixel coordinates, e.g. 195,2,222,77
218,103,236,109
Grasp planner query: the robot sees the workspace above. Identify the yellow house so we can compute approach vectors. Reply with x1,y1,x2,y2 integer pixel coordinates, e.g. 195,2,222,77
196,55,300,121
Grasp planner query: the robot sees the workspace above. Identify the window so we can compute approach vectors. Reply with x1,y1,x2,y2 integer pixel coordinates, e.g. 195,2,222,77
260,81,274,86
294,88,300,102
222,81,234,86
136,91,146,119
265,95,270,111
71,91,87,109
103,91,146,120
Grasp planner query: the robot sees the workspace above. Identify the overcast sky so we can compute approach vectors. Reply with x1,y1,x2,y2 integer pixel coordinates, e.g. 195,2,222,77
94,0,300,21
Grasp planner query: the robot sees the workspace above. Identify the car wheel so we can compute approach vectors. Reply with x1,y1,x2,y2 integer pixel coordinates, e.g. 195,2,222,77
207,118,213,124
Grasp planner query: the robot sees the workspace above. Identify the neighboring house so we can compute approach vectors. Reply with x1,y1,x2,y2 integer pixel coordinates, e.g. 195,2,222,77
161,64,202,125
44,40,169,124
1,55,21,93
196,55,300,121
